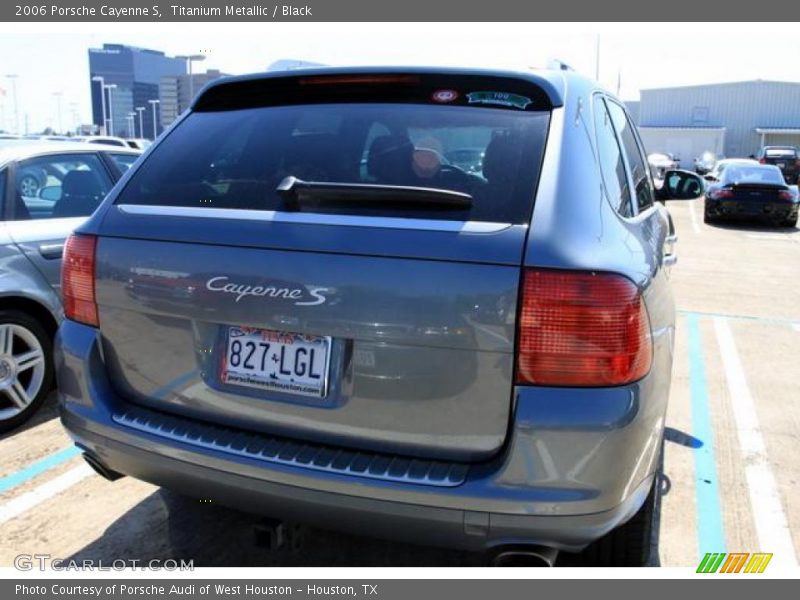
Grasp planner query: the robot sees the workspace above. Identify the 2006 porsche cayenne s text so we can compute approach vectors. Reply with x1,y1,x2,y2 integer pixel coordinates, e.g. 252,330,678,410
56,67,703,566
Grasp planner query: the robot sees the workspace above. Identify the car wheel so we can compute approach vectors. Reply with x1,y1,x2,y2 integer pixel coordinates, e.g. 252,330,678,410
18,175,41,197
703,209,716,224
0,310,54,433
781,215,798,228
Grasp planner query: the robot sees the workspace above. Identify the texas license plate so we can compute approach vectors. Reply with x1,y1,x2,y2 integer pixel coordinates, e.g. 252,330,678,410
222,327,331,398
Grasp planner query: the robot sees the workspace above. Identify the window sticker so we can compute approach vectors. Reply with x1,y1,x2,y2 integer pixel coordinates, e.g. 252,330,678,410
432,89,459,103
466,91,532,110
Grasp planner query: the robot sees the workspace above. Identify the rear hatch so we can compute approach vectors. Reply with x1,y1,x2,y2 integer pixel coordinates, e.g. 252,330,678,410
92,72,555,461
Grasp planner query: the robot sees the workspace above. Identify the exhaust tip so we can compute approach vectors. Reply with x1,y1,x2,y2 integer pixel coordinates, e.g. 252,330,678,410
490,545,559,567
82,453,124,482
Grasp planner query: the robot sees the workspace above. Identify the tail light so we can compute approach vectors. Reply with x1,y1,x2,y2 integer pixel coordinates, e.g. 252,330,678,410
795,159,800,168
62,234,98,327
708,188,734,200
759,158,767,164
778,190,795,201
516,269,652,387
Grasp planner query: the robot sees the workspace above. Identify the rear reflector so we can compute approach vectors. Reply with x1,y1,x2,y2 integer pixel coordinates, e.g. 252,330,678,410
516,269,652,387
62,234,98,327
708,188,734,200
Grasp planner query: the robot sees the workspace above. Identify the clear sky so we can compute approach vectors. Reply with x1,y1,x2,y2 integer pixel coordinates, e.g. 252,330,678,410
1,22,799,134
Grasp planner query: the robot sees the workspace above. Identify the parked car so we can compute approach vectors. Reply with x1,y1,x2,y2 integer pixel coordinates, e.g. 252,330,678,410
647,152,680,179
124,138,153,151
752,146,800,184
0,141,140,431
703,157,758,183
704,163,798,226
693,151,718,175
71,135,130,148
56,67,703,566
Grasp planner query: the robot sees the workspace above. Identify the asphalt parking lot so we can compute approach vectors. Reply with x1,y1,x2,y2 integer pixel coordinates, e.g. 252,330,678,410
1,196,799,568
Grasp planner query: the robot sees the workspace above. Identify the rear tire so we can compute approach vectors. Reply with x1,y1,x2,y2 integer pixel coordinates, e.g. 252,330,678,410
703,209,716,224
0,310,54,433
780,215,798,228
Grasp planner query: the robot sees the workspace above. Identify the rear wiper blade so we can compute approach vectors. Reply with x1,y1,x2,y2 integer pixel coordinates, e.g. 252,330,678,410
277,176,472,211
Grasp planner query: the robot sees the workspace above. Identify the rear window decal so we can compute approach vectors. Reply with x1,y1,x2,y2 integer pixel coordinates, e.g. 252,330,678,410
432,89,459,103
467,91,532,110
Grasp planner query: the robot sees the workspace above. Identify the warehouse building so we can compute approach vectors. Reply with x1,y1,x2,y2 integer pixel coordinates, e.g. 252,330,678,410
637,80,800,168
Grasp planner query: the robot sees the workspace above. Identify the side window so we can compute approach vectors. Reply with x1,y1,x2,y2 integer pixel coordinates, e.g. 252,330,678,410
606,100,655,212
12,154,113,220
108,153,139,173
593,95,633,217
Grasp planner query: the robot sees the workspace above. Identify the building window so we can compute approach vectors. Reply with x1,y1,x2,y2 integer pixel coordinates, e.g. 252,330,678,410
692,106,710,124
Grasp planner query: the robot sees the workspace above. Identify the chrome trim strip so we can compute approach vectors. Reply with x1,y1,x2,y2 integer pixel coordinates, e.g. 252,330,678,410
112,408,468,488
116,204,514,234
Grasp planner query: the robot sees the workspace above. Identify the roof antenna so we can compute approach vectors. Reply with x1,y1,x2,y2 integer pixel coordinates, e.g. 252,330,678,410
546,58,576,72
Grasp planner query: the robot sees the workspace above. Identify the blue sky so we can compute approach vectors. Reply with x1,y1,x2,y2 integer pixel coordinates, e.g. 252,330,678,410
1,22,798,134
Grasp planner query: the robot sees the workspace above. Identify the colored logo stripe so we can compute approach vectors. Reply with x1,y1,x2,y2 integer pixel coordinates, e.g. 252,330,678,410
697,552,773,573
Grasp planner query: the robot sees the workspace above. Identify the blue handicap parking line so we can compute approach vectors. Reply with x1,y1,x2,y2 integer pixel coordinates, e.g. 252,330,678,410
0,446,81,494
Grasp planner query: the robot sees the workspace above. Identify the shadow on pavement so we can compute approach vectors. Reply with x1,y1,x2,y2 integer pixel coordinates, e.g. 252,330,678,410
0,390,60,441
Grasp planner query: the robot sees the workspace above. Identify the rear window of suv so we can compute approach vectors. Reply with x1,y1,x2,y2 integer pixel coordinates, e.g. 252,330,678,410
765,148,797,158
114,76,551,224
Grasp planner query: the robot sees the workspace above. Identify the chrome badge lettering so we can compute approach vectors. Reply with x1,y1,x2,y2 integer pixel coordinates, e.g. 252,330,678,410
205,276,329,306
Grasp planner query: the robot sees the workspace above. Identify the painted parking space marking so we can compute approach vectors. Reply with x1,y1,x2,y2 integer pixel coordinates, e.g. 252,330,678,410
713,316,798,567
0,464,93,526
686,313,726,556
688,200,701,234
0,446,80,495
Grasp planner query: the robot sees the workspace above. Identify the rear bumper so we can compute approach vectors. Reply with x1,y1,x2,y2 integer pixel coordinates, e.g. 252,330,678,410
56,319,667,552
706,198,799,220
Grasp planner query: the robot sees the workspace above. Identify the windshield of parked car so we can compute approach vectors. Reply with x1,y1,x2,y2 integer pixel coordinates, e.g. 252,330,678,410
722,165,785,185
114,102,550,223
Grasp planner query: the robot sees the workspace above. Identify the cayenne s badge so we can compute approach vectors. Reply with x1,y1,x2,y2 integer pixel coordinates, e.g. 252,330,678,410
205,276,330,306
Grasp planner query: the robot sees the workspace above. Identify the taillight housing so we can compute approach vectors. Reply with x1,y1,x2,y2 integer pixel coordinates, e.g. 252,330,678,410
62,234,98,327
708,188,734,200
516,269,652,387
758,158,767,164
778,190,795,201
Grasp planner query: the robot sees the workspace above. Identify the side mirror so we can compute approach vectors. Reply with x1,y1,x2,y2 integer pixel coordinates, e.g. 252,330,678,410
38,185,62,202
658,169,705,200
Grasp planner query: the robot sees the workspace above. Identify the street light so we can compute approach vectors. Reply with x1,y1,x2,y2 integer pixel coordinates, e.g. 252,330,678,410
53,92,63,134
176,54,206,103
104,83,117,136
5,74,19,135
148,99,160,140
127,112,137,138
135,106,145,139
91,75,107,134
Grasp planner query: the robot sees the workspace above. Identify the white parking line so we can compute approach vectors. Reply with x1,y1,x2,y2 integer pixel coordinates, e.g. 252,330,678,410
0,464,93,526
688,199,701,234
713,317,798,567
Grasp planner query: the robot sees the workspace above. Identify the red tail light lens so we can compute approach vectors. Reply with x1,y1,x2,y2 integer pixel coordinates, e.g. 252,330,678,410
516,269,652,387
759,158,767,164
62,234,98,327
778,190,794,201
708,188,734,200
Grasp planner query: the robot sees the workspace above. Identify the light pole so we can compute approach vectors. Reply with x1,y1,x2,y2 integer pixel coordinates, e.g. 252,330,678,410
5,74,19,135
104,83,117,136
148,99,160,140
136,106,145,138
176,54,205,104
91,75,107,134
53,92,63,133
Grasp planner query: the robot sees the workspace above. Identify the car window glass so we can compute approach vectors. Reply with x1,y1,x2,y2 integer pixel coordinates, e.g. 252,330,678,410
593,96,633,217
12,154,113,220
606,100,655,212
0,169,6,217
109,153,139,172
114,103,551,224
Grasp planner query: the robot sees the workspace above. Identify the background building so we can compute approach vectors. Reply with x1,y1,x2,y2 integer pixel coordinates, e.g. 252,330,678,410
89,44,186,138
159,69,229,128
637,80,800,167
